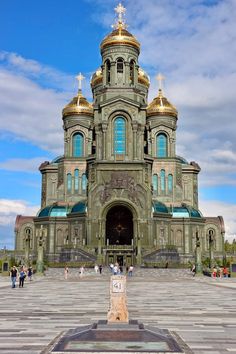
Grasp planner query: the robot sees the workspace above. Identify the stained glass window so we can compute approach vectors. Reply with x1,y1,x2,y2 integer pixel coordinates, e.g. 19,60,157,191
160,169,165,192
82,173,87,192
152,174,158,194
67,173,72,193
168,174,173,193
157,134,167,157
114,117,126,155
73,133,83,157
74,169,79,192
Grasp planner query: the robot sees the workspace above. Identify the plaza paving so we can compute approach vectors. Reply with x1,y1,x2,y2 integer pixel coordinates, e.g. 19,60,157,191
0,268,236,354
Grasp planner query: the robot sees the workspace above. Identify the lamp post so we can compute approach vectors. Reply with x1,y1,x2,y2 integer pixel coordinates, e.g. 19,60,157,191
24,233,31,267
36,225,47,274
195,231,202,275
208,230,214,269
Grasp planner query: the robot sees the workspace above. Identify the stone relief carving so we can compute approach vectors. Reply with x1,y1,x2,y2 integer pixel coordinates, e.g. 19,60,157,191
99,172,144,207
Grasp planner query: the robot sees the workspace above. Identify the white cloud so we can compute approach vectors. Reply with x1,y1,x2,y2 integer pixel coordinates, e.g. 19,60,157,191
0,199,39,226
0,157,51,173
200,199,236,241
0,199,40,249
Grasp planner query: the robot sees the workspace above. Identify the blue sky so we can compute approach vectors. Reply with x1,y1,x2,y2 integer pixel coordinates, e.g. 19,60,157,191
0,0,236,249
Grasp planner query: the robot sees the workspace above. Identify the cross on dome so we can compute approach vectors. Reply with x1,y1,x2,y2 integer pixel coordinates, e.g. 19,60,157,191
112,2,127,32
76,72,85,91
115,2,126,22
156,73,165,92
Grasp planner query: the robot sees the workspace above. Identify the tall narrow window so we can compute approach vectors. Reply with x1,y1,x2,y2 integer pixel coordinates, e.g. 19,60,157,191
160,169,165,192
105,60,111,84
156,133,167,157
82,173,87,193
130,60,135,84
73,133,84,157
67,173,72,193
117,59,124,73
114,117,126,155
74,169,79,192
168,174,173,193
152,174,158,195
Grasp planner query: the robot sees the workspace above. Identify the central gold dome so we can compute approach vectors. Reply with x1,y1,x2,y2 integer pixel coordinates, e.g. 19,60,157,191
100,28,140,52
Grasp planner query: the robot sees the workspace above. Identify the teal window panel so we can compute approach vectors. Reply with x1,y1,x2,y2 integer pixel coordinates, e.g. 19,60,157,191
114,117,126,154
157,134,167,157
82,173,87,192
160,169,165,192
73,133,84,157
74,169,79,192
168,174,173,193
67,173,72,192
152,174,158,193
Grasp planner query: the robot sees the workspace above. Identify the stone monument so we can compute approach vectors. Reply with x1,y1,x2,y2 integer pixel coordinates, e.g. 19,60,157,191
107,275,129,323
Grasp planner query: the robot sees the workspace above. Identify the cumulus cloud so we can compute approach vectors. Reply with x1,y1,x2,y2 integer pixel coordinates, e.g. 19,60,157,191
200,199,236,242
0,157,51,173
0,199,40,249
0,52,93,155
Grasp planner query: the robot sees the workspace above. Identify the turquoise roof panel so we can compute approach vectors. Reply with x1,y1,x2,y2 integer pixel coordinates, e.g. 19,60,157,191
153,201,169,214
71,201,87,213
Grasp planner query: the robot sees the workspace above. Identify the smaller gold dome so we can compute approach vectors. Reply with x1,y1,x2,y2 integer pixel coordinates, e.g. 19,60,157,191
100,28,140,52
91,68,103,88
138,68,150,87
147,89,178,118
62,90,93,118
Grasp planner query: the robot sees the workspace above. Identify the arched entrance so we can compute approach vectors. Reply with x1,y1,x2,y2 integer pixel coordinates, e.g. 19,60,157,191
106,205,133,245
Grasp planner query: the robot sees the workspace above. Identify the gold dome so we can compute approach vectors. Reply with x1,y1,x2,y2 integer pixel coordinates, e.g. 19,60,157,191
100,27,140,52
101,3,140,52
62,90,93,118
138,68,150,87
91,68,103,88
147,89,178,118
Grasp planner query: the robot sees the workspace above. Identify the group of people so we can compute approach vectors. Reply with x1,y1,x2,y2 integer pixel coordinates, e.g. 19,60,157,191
10,265,33,288
212,266,229,278
63,263,134,279
109,263,134,276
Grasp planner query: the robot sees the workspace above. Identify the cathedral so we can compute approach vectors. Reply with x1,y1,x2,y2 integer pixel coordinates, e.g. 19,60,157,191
15,3,225,267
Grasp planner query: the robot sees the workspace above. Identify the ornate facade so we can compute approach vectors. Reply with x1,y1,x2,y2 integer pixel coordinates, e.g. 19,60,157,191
15,4,225,267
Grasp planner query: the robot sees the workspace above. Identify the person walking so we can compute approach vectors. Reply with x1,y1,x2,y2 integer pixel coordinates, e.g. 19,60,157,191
94,264,99,274
19,267,26,288
64,266,69,280
128,265,134,276
99,264,103,274
28,267,33,281
10,266,18,288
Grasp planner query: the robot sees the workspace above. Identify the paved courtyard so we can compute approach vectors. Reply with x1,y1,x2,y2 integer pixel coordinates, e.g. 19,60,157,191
0,268,236,354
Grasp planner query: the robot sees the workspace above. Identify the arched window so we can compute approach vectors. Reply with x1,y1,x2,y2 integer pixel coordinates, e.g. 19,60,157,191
73,133,84,157
130,60,135,84
156,133,167,157
82,173,87,193
74,169,79,192
114,117,126,155
160,169,165,192
105,60,111,84
152,174,158,195
117,58,124,73
168,174,173,193
67,173,72,193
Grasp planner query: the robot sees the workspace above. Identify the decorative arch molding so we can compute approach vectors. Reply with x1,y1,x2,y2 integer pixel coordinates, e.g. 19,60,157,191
99,199,139,246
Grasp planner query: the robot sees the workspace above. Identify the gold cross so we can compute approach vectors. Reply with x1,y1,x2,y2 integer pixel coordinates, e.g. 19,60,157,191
156,73,165,91
76,72,85,90
115,2,126,22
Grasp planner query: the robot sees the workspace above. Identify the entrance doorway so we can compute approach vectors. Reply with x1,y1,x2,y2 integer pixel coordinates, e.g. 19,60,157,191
106,205,133,245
